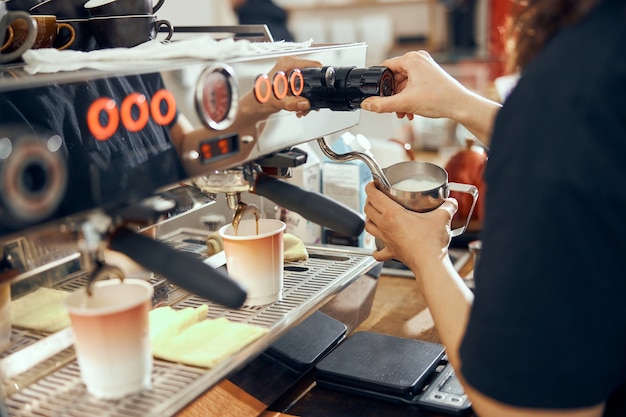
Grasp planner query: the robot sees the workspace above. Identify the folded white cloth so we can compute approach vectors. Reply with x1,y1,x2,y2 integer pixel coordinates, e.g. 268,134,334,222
22,36,314,74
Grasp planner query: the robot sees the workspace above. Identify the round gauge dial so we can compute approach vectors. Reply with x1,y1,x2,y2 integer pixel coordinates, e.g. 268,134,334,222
195,64,239,130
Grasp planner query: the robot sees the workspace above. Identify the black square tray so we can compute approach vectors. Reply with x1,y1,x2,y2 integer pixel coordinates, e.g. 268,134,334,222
315,331,445,401
264,311,347,372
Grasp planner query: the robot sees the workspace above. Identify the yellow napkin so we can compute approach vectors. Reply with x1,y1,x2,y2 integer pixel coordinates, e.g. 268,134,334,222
283,233,308,262
11,287,71,333
149,305,267,368
206,232,224,257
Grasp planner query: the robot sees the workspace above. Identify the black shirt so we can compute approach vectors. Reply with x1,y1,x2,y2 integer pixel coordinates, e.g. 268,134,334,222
460,0,626,412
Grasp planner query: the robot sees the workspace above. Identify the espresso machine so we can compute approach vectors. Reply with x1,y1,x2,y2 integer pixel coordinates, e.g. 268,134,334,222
0,27,391,416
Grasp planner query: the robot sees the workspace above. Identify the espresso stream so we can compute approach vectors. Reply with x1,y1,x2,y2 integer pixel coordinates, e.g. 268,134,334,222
232,202,261,236
233,219,259,236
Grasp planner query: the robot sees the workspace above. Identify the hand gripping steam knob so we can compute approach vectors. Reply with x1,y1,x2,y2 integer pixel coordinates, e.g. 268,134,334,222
298,66,394,111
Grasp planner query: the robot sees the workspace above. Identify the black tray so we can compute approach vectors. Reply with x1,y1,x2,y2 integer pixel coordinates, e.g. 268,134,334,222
315,331,445,400
264,311,347,373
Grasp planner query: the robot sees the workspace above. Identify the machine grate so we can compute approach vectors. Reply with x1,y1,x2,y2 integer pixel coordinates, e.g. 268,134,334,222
4,228,377,417
6,361,205,417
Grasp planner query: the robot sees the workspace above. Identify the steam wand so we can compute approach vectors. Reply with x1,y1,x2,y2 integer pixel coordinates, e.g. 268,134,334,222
317,137,392,190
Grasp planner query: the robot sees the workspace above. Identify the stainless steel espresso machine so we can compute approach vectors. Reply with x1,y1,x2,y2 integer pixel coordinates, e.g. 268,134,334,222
0,29,390,416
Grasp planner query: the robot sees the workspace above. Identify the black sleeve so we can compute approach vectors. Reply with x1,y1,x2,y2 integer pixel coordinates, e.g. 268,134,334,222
459,1,626,409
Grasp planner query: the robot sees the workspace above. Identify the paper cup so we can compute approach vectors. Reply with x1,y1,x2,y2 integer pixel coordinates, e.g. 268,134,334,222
219,219,285,306
63,278,153,399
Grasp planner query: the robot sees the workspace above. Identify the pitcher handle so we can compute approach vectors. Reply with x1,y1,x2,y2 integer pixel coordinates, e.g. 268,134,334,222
448,182,479,237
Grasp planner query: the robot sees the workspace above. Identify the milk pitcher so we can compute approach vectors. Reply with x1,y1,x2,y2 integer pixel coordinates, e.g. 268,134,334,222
317,138,478,237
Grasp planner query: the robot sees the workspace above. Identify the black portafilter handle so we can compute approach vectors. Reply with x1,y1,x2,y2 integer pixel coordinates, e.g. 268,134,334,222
109,227,247,309
252,174,365,237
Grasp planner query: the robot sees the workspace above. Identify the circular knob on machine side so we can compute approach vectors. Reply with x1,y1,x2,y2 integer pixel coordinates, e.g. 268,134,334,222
0,126,68,229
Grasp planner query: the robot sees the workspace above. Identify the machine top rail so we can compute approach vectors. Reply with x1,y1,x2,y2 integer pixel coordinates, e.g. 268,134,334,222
0,40,366,93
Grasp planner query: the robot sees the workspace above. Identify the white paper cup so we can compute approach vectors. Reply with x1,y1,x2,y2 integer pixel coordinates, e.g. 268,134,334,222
219,219,285,306
63,278,153,399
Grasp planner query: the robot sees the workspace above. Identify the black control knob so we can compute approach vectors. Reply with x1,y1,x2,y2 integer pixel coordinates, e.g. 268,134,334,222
299,65,394,111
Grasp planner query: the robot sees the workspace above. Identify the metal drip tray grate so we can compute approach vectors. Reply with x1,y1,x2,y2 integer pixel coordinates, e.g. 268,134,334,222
4,228,377,417
7,361,205,417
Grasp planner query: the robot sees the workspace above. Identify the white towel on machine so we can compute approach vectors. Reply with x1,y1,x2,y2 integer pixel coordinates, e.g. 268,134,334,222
22,36,314,74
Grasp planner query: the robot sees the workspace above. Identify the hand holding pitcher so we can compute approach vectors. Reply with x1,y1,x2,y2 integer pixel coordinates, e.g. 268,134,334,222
376,161,478,238
317,138,478,241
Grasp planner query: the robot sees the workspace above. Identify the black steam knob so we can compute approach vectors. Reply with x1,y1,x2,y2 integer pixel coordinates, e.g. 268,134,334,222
299,65,394,111
344,66,395,109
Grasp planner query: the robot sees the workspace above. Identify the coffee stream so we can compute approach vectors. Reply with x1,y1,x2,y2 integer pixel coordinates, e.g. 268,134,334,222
232,202,260,236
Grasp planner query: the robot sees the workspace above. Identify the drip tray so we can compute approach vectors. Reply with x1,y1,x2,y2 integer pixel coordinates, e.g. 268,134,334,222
3,228,377,417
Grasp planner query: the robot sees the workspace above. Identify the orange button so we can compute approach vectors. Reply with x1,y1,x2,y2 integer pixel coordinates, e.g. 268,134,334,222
120,93,149,132
87,97,119,141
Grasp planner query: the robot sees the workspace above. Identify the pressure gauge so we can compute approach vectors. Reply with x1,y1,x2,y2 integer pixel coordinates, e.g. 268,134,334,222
195,63,239,131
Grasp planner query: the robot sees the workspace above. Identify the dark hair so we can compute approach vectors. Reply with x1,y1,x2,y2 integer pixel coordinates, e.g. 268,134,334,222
507,0,598,72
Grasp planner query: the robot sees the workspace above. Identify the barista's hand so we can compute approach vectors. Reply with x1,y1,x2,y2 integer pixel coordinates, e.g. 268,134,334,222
364,182,457,274
360,51,468,121
360,51,501,145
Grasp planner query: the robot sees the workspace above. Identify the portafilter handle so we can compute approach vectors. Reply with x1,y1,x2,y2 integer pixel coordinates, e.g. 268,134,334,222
316,138,392,191
109,227,247,309
252,174,365,238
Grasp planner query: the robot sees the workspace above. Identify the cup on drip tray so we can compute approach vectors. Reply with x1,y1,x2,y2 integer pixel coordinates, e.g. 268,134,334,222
63,278,154,399
219,219,286,307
